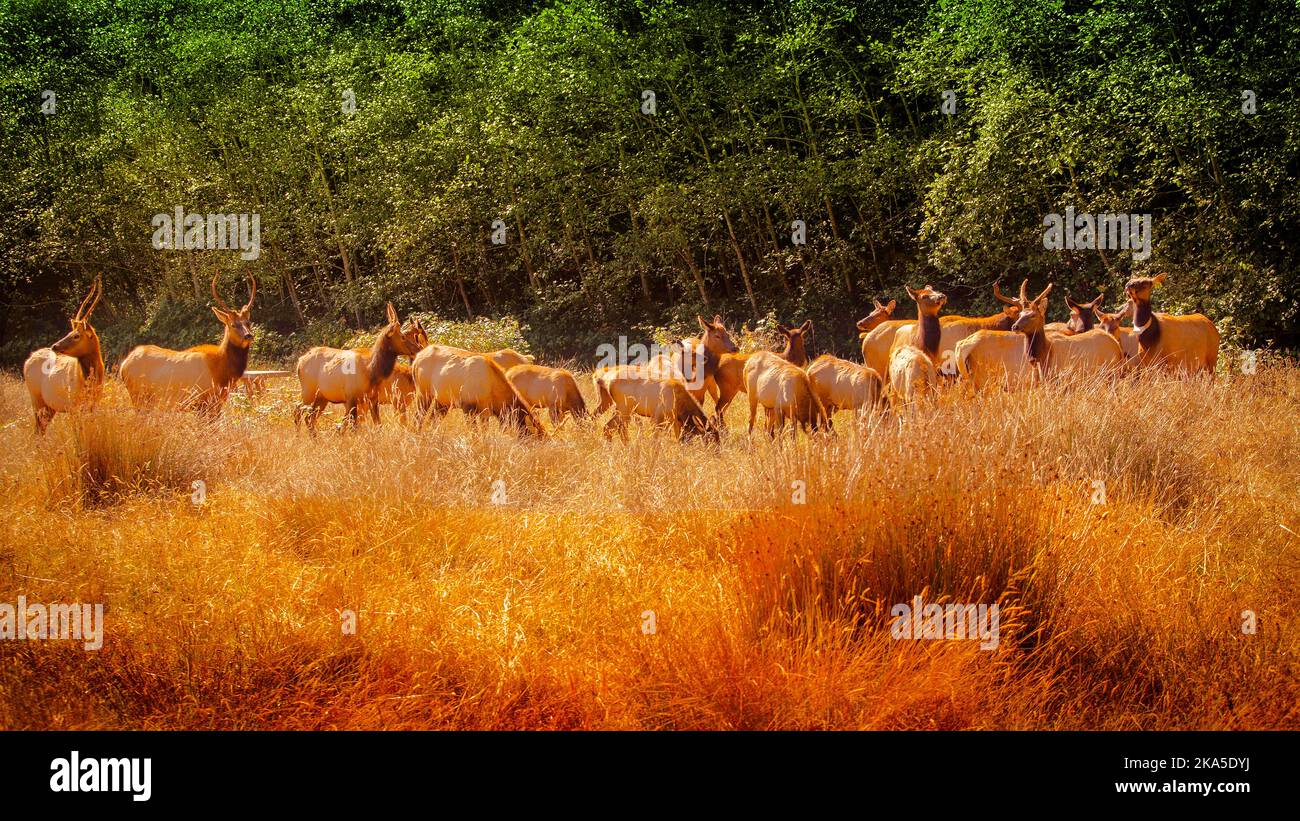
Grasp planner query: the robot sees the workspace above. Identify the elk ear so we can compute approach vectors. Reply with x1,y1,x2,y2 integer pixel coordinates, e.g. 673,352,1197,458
210,306,231,324
697,315,709,332
904,285,919,299
386,302,399,325
712,314,723,326
776,324,790,336
1092,306,1105,320
886,299,896,313
799,319,813,335
1153,272,1167,287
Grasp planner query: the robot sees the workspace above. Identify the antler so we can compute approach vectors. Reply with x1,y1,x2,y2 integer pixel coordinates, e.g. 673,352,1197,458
82,275,103,322
1034,283,1054,303
242,275,257,314
993,282,1019,306
1018,279,1029,305
73,276,102,323
211,272,233,313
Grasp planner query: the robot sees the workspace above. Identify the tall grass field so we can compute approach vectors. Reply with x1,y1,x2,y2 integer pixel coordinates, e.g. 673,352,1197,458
1,365,1295,730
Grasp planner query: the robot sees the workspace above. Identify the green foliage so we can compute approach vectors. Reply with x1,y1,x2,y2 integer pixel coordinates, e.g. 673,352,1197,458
1,0,1297,369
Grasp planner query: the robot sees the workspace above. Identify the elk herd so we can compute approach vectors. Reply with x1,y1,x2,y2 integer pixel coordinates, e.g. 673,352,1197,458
22,271,1223,440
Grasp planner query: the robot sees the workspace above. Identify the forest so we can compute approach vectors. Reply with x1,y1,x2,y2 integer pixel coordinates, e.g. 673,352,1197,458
2,0,1297,366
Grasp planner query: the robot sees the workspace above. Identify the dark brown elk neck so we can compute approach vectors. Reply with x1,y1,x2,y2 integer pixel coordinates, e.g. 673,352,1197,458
77,347,105,384
1132,299,1161,347
1024,329,1049,364
1076,311,1096,331
368,333,400,385
782,338,807,366
918,314,941,357
216,334,251,386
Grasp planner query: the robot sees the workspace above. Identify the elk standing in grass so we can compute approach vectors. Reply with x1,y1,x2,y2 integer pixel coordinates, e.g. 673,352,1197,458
411,345,546,436
507,364,589,425
594,367,716,442
888,283,1023,376
295,304,426,433
858,299,909,377
120,273,257,415
1124,273,1219,374
23,276,106,434
807,355,882,428
1010,284,1125,380
744,351,828,435
888,285,946,406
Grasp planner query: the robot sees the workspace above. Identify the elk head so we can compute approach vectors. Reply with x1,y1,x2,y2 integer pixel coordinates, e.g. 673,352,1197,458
1124,272,1166,305
211,272,257,348
1093,301,1134,337
992,281,1026,320
905,284,947,317
51,276,103,359
697,314,739,354
377,303,423,357
403,316,429,351
1011,282,1054,335
1064,292,1105,333
776,319,813,366
856,298,897,332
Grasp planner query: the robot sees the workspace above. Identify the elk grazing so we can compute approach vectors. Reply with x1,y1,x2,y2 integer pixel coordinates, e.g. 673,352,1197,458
1124,273,1219,374
294,304,426,433
1010,283,1125,380
807,355,882,427
23,276,106,434
410,345,545,436
1093,302,1140,362
506,364,589,424
887,282,1023,376
120,273,257,415
887,285,946,406
1045,292,1105,335
743,351,828,435
594,366,716,442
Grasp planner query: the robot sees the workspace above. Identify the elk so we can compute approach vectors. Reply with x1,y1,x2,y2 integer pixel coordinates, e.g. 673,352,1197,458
506,364,589,424
807,355,882,427
860,305,911,380
1124,273,1219,374
710,318,807,427
410,345,545,436
1045,292,1104,335
23,276,106,434
1010,283,1125,380
888,282,1023,376
887,285,946,406
120,273,257,415
743,351,828,435
676,315,740,405
1093,302,1140,362
776,320,813,367
294,304,425,433
594,366,716,442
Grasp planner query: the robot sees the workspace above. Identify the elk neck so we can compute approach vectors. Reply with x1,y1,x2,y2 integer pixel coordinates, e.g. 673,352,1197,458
781,337,807,367
368,332,400,386
77,346,106,386
918,314,941,358
215,333,251,387
990,313,1015,332
1024,328,1050,365
1132,298,1161,347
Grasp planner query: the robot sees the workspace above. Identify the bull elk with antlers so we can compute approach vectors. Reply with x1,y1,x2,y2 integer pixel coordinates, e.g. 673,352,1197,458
120,273,257,415
23,276,106,434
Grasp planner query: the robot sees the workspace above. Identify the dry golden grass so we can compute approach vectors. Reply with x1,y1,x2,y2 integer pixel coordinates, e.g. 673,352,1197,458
0,364,1296,729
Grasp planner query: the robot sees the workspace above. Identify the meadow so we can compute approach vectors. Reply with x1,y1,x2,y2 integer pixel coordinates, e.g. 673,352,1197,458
0,363,1296,730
